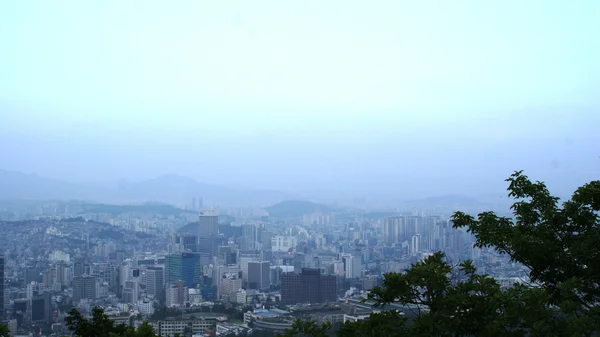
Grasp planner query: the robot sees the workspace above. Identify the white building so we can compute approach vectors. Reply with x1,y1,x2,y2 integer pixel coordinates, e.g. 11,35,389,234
411,234,420,256
138,300,154,316
187,288,203,306
49,250,70,263
219,273,242,299
271,236,297,252
342,255,361,279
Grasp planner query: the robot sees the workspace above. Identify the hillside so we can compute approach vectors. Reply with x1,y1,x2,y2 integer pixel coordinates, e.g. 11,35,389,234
264,200,335,218
0,170,291,207
78,203,194,216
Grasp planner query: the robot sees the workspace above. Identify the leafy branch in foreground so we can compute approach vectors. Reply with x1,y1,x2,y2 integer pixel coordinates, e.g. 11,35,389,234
281,171,600,336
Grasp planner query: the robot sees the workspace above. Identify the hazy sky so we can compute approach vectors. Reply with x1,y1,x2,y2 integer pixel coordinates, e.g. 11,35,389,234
1,1,599,198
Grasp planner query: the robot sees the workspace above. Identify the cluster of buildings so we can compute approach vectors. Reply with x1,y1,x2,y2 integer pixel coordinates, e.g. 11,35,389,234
0,201,529,336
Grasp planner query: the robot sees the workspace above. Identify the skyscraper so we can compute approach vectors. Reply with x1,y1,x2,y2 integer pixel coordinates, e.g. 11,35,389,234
165,253,182,285
166,252,201,288
181,252,201,288
247,261,270,291
198,211,218,238
144,267,164,302
241,224,257,251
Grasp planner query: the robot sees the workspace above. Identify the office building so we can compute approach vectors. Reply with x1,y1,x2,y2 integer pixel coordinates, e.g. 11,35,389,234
241,224,257,251
198,211,219,238
239,252,261,281
165,253,182,285
271,236,297,252
31,292,51,323
73,260,85,278
247,261,270,291
144,267,164,302
219,273,242,299
72,277,98,303
342,255,361,279
165,280,187,307
166,252,201,288
281,268,337,304
182,235,198,252
92,263,118,293
122,280,139,304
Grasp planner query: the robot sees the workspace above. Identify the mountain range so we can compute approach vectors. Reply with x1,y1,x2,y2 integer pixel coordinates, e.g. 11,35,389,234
0,169,291,207
0,169,511,213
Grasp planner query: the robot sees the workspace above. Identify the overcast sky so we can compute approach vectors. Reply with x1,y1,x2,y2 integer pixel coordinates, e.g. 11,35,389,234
1,0,599,199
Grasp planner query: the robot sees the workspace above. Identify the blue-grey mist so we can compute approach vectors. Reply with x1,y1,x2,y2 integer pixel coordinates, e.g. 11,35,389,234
1,1,599,205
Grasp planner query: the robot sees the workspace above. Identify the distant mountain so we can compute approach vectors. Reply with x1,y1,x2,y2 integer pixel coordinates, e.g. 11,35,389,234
0,169,292,207
78,203,194,216
403,194,511,214
116,174,292,206
0,169,100,200
265,200,335,218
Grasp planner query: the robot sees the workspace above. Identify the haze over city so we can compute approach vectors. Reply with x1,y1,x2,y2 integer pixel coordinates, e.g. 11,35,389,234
2,0,599,203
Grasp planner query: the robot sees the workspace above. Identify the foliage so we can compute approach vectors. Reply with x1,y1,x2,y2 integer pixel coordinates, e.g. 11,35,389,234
65,307,158,337
0,323,11,337
453,170,600,333
279,171,600,336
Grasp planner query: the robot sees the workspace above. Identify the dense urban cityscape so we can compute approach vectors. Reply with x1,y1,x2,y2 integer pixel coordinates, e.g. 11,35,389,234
0,196,529,336
3,1,599,336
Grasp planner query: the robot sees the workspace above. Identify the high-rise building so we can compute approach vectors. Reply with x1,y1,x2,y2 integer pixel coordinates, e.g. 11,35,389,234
181,252,202,288
247,261,270,291
411,234,421,256
198,211,218,238
55,262,70,287
182,235,198,252
342,255,361,279
239,252,261,281
383,217,403,244
31,292,51,323
165,280,187,307
73,259,85,278
144,267,164,302
281,268,337,305
165,254,182,285
122,280,139,304
219,273,242,299
241,224,257,251
92,263,118,293
72,277,97,303
166,252,201,288
0,255,4,319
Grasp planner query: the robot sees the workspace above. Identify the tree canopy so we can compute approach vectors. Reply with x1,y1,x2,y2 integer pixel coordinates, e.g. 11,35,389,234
0,323,11,337
280,171,600,336
65,307,158,337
